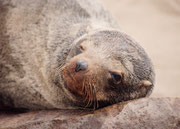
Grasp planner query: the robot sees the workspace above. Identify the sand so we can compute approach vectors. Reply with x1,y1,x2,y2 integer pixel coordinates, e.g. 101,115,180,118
100,0,180,97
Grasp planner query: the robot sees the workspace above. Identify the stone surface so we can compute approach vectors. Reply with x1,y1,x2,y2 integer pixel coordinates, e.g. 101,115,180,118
0,98,180,129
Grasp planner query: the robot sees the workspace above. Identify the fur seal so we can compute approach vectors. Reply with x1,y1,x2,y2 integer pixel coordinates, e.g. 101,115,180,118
0,0,155,110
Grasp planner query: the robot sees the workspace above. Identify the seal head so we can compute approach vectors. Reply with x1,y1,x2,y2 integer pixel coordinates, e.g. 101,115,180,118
61,30,155,109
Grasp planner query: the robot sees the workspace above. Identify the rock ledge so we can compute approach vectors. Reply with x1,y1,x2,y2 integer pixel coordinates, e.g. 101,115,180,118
0,98,180,129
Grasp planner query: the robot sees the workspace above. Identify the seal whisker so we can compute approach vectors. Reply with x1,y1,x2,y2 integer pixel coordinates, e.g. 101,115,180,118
89,82,94,107
59,65,64,71
89,80,93,98
85,81,93,107
84,86,89,102
84,78,94,108
92,84,96,109
92,82,99,109
92,73,99,109
81,78,86,93
85,94,91,107
84,80,91,104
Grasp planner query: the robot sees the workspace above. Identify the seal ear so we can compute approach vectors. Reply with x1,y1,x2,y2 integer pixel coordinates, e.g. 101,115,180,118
139,80,152,87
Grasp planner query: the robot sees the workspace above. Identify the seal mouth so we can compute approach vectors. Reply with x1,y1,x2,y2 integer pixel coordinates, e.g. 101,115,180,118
62,58,100,109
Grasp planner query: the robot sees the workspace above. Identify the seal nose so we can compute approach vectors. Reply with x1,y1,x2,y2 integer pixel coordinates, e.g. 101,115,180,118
75,60,88,72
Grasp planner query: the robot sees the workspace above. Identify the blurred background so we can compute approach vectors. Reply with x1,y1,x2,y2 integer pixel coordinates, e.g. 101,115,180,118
100,0,180,97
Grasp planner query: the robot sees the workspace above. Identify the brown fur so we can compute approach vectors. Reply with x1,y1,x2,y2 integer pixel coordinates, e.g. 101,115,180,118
0,0,155,110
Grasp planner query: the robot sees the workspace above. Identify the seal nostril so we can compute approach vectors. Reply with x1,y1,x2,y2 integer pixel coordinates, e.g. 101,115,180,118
75,60,88,72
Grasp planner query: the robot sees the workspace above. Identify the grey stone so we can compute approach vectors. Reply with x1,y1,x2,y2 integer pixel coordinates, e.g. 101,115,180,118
0,98,180,129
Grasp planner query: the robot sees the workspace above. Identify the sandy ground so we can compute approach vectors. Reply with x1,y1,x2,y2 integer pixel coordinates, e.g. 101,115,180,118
100,0,180,97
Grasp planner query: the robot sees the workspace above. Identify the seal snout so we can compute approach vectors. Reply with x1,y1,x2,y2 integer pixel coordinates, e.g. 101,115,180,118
75,60,88,72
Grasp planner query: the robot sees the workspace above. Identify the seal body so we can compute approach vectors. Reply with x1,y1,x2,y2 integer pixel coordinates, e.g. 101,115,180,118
0,0,155,110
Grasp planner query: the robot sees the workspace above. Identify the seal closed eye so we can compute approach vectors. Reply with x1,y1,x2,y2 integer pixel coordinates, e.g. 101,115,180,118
0,0,155,110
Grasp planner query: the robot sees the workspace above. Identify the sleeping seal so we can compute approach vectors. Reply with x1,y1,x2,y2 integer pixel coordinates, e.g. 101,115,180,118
0,0,155,110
